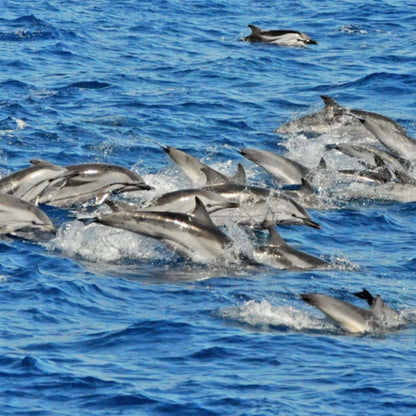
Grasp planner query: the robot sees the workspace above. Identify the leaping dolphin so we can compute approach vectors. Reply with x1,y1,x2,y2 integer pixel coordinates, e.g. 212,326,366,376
275,95,373,138
38,163,152,208
89,197,234,262
301,289,407,333
160,144,246,186
244,25,318,47
0,159,68,203
254,227,329,270
0,192,56,240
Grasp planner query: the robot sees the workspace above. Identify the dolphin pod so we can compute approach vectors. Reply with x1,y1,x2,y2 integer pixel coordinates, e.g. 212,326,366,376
0,92,413,333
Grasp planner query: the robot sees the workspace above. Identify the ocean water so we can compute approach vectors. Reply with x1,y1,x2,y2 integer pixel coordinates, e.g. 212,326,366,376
1,1,416,415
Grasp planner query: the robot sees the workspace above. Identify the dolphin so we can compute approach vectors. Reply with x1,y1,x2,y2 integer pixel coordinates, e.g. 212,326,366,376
326,143,415,184
355,112,416,161
90,197,233,262
105,188,239,215
244,25,318,47
301,290,407,333
275,95,373,137
254,227,329,270
160,144,246,186
0,159,68,203
238,148,310,185
37,163,152,208
204,183,321,229
0,192,56,240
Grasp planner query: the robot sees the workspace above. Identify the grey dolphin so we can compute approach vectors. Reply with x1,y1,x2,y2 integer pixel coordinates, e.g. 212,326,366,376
355,112,416,160
238,148,310,185
327,143,415,184
0,159,68,203
160,144,246,186
38,163,152,208
0,192,56,240
244,25,318,47
204,183,321,229
91,197,233,262
254,227,329,270
106,188,239,215
301,290,407,333
275,95,372,137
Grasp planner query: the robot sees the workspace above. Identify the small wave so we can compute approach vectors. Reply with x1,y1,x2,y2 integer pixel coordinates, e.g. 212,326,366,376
0,15,57,42
219,299,335,332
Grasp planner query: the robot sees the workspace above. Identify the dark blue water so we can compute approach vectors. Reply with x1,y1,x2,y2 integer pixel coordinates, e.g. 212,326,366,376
1,1,416,415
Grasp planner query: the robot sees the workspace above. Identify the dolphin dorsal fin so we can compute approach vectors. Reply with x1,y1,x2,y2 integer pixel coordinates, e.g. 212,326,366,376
248,25,262,34
318,157,327,169
200,167,229,186
231,163,246,185
300,178,315,195
190,197,217,228
268,226,287,247
320,95,341,109
353,288,374,306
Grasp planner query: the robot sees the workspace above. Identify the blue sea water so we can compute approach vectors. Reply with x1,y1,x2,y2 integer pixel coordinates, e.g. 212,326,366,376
1,0,416,414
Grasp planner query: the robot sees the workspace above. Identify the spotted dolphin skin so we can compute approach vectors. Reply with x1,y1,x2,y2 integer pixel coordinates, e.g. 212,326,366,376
0,192,56,240
91,197,233,262
38,163,152,208
301,290,407,333
244,25,318,47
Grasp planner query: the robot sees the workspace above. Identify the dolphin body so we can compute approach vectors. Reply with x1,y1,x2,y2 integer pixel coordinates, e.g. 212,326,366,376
106,188,239,215
204,184,321,229
327,143,415,184
301,290,407,333
161,145,246,187
244,25,318,47
0,192,56,240
90,197,233,262
0,159,68,203
356,112,416,161
254,227,329,270
238,148,310,185
275,95,374,137
37,163,151,208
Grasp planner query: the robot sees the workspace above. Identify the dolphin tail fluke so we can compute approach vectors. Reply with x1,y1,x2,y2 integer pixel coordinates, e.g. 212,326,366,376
353,288,374,306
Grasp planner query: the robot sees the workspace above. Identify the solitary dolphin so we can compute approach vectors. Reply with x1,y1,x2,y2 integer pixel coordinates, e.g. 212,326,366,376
0,159,68,203
160,144,246,186
205,183,321,229
244,25,318,47
90,197,233,262
238,148,310,185
38,163,152,208
254,227,329,270
0,192,56,240
301,290,407,333
275,95,373,137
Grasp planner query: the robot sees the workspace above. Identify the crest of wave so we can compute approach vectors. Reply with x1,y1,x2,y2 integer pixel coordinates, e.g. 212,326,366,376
220,299,334,332
47,221,164,263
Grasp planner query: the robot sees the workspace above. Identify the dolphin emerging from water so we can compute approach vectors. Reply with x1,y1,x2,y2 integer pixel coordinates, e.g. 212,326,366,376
90,197,233,262
38,163,152,208
0,192,56,240
0,159,68,203
204,183,321,229
160,144,246,187
254,227,329,270
275,95,373,138
301,289,408,333
244,25,318,47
